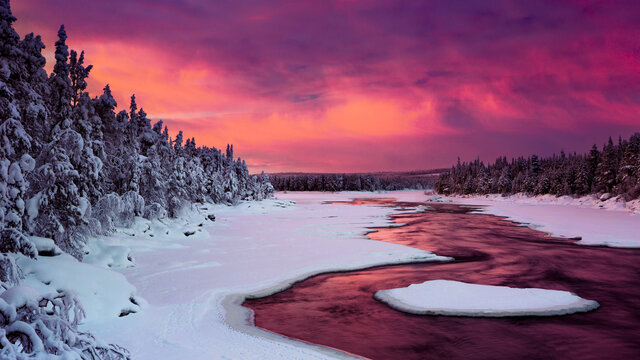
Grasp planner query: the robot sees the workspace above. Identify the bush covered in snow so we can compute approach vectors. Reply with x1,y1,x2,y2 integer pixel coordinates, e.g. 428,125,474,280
0,285,129,359
142,202,166,221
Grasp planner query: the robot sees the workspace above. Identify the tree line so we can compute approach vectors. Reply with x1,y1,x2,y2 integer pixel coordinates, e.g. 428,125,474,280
435,134,640,200
271,172,437,192
0,3,273,261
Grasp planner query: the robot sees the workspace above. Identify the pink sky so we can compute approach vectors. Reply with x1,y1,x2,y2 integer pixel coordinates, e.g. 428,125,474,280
13,0,640,173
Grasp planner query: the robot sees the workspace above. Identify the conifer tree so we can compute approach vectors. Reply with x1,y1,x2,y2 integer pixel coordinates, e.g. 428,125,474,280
69,50,92,108
595,137,617,193
48,25,73,136
0,0,37,257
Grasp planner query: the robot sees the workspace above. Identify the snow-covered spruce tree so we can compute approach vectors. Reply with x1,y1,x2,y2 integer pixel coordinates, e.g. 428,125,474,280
103,111,129,194
614,133,640,199
497,166,511,193
124,96,142,193
260,171,274,198
594,137,617,194
69,50,92,108
166,131,188,217
574,162,591,195
68,53,104,203
26,25,100,259
47,26,72,137
184,139,206,203
199,146,226,203
138,120,170,210
222,145,240,204
28,135,87,259
15,34,48,154
0,0,37,258
72,92,104,202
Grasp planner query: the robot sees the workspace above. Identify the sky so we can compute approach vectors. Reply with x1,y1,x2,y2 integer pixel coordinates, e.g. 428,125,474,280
12,0,640,173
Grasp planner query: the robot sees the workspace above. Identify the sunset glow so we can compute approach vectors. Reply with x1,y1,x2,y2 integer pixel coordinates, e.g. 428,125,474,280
13,0,640,172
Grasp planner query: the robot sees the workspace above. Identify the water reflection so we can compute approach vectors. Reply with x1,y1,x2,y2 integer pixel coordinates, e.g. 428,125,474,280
245,200,640,360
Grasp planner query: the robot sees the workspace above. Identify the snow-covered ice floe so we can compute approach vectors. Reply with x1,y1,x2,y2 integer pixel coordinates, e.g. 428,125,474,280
374,280,599,317
445,193,640,248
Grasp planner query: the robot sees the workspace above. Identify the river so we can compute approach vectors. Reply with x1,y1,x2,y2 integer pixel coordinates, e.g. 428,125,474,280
244,199,640,359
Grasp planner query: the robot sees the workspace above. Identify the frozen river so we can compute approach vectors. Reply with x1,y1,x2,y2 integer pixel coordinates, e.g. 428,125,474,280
245,199,640,359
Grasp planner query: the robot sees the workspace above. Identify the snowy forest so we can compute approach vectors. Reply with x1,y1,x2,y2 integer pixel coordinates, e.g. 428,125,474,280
0,2,272,357
435,134,640,200
0,3,273,261
271,171,441,192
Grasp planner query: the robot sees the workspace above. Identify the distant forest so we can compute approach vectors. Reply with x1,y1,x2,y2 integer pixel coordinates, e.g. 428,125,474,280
435,133,640,200
271,170,443,191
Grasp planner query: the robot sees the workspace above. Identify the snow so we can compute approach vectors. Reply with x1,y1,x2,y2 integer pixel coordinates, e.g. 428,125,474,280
0,285,40,309
5,320,45,353
29,236,62,256
16,251,142,322
37,191,448,360
83,241,134,269
13,189,634,358
445,193,640,248
374,280,599,317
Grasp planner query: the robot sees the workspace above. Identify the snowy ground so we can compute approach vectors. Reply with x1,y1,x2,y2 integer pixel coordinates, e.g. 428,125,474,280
15,190,639,359
443,193,640,248
374,280,599,317
45,191,446,360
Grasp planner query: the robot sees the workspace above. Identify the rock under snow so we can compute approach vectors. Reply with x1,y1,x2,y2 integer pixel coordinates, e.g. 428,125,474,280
29,236,62,257
374,280,599,317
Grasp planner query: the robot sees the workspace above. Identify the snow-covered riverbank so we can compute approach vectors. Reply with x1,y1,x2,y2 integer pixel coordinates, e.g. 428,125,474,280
13,190,639,359
71,191,446,359
443,193,640,248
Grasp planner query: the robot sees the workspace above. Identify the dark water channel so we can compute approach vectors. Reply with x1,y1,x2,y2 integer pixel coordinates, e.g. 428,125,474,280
244,199,640,359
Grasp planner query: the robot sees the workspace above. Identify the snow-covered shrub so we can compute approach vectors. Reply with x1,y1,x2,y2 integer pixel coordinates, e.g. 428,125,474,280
142,202,166,221
92,193,136,230
84,216,102,236
92,193,120,233
0,230,36,259
122,190,144,217
0,285,130,359
167,195,187,219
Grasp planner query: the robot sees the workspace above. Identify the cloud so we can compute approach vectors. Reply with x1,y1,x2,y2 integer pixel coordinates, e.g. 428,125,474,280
148,111,239,120
12,0,640,172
